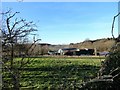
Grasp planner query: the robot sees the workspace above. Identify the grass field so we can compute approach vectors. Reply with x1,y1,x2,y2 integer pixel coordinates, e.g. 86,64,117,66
17,56,104,89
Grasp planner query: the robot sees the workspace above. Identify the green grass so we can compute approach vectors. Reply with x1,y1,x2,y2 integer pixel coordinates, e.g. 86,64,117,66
18,57,104,89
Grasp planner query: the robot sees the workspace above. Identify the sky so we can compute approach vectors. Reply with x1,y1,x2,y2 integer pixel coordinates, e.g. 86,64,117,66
1,0,120,2
2,2,119,44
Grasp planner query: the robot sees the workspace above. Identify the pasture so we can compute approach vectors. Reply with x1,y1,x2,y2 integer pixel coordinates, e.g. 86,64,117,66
4,56,105,89
19,56,104,89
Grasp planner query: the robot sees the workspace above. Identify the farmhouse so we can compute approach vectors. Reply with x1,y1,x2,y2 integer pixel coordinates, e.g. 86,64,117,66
57,48,79,55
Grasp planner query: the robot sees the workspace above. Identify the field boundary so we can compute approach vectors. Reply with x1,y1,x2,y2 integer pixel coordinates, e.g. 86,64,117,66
32,55,106,59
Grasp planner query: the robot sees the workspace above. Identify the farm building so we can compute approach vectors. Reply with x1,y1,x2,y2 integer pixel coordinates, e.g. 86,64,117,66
75,48,95,56
58,48,79,55
57,48,95,56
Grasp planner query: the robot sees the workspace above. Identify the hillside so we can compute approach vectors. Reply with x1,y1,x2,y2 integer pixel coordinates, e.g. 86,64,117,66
69,38,115,52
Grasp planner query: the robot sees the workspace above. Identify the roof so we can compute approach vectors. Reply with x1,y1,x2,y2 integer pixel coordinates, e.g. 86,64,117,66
62,48,78,51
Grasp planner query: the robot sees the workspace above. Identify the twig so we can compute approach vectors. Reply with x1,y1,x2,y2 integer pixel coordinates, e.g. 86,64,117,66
111,12,120,39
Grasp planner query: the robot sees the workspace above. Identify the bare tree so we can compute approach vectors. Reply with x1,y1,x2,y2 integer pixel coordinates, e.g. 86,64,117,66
1,10,40,89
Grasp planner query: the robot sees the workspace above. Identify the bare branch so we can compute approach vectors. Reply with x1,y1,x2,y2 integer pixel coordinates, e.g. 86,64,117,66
0,9,11,15
6,12,20,41
26,39,41,55
111,12,120,39
11,18,24,31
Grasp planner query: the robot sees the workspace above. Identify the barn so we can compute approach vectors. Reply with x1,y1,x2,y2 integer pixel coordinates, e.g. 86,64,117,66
75,49,94,56
57,48,94,56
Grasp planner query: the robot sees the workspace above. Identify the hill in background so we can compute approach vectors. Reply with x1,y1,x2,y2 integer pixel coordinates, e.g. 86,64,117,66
69,38,115,52
49,38,115,52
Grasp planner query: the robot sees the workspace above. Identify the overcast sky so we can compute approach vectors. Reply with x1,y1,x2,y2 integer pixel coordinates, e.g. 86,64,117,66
2,2,118,44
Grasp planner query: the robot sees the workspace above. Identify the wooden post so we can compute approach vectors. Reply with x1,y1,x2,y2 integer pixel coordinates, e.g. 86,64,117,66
94,48,97,56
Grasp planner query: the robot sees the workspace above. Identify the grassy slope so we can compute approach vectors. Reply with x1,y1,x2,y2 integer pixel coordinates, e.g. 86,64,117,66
19,57,104,89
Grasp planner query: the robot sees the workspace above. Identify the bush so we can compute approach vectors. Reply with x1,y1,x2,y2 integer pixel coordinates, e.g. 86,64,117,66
80,41,120,90
99,42,120,75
